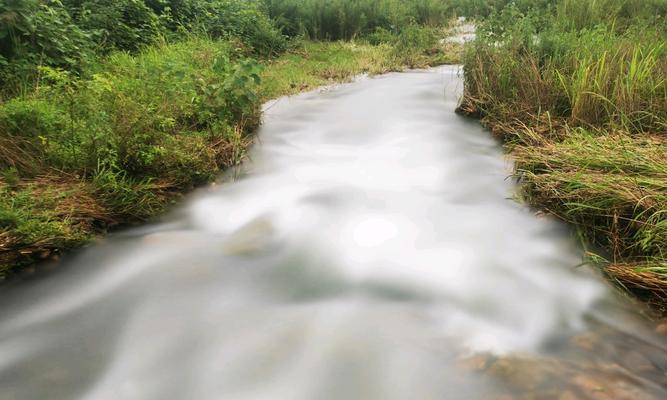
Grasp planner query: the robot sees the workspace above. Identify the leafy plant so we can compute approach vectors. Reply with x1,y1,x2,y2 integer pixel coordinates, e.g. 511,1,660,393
0,0,92,93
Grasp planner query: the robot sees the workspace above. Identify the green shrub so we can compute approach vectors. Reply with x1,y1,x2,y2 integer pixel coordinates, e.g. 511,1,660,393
390,25,442,68
557,0,667,32
0,0,93,93
449,0,554,19
146,0,286,56
0,39,263,187
63,0,164,53
0,97,67,140
264,0,452,40
0,0,285,94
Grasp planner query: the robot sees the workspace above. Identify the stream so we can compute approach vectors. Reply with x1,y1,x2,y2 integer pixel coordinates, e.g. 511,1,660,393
0,66,666,399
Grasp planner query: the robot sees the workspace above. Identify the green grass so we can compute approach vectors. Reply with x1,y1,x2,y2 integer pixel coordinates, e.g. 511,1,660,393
0,37,261,274
1,1,459,276
264,0,453,40
514,130,667,310
0,31,460,277
259,42,394,100
460,0,667,310
260,28,462,100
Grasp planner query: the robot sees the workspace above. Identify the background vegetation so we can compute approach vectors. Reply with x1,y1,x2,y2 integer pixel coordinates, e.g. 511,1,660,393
264,0,451,40
459,0,667,310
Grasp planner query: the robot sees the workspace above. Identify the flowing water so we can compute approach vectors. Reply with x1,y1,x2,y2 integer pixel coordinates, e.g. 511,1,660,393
1,66,666,400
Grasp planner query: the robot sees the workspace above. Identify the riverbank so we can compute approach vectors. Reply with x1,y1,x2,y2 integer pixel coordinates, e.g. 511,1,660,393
458,2,666,312
0,38,461,277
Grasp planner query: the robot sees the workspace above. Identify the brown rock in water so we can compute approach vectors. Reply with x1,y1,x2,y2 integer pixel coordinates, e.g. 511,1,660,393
483,355,659,400
623,351,658,374
655,320,667,335
570,333,598,352
570,370,657,400
559,391,580,400
571,375,610,400
458,353,493,371
486,358,551,391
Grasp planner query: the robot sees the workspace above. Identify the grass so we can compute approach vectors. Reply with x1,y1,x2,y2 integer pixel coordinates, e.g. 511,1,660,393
513,130,667,310
0,37,259,274
460,0,667,311
259,42,394,100
0,30,461,277
264,0,453,40
260,37,462,100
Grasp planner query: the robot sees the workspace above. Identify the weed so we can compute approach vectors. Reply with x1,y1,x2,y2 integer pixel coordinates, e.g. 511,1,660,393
460,0,667,309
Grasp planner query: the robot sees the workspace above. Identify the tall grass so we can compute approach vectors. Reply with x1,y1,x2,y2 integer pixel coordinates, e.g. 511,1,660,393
461,0,667,309
264,0,453,40
463,16,666,132
557,0,667,32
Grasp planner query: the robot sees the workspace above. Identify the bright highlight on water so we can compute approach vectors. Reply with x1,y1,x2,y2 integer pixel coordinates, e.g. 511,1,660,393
0,67,665,399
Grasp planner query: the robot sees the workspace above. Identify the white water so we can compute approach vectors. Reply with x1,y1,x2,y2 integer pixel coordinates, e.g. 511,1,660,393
0,67,665,399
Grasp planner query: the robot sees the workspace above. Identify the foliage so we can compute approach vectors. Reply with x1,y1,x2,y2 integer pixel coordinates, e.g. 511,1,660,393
2,39,262,185
463,2,666,132
0,0,457,275
144,0,287,56
0,0,285,94
460,0,667,306
264,0,453,40
0,38,264,273
390,25,444,68
63,0,164,53
0,0,93,91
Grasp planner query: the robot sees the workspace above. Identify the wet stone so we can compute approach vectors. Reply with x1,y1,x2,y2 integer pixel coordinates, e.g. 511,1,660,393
571,375,610,400
558,390,579,400
570,333,599,352
458,353,494,371
622,351,658,374
656,320,667,335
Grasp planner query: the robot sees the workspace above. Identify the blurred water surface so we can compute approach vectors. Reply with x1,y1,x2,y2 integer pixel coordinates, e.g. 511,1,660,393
1,66,666,400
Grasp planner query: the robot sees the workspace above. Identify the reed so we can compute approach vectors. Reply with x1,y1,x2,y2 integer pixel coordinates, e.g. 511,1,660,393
263,0,453,40
461,0,667,310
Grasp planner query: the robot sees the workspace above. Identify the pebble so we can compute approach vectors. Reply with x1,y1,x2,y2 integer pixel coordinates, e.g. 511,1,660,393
570,333,598,352
559,391,579,400
655,320,667,335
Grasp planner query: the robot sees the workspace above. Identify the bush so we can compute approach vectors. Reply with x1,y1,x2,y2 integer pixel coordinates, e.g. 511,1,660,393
63,0,164,53
0,0,285,94
390,25,442,68
0,39,263,187
0,0,93,93
0,35,268,272
146,0,286,56
556,0,667,32
264,0,452,40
